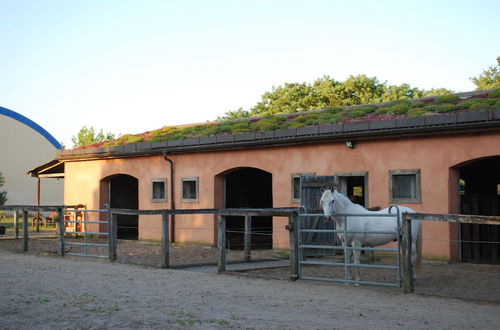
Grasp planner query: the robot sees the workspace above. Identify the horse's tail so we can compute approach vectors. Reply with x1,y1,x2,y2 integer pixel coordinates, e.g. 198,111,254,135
415,223,423,276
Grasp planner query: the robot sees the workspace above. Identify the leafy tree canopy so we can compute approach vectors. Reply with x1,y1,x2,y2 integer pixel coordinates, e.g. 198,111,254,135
71,126,115,148
470,56,500,90
0,172,7,206
220,75,453,120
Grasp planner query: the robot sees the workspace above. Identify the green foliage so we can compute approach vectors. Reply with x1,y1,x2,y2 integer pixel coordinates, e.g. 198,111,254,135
458,99,487,109
470,56,500,90
220,75,453,120
407,107,427,118
410,101,426,108
434,95,460,104
346,106,376,118
469,102,494,112
250,116,287,131
72,126,115,148
423,104,455,113
376,100,410,115
0,172,6,206
487,89,500,98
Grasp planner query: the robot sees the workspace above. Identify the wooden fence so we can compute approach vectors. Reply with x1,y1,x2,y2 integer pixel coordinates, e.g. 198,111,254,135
401,212,500,293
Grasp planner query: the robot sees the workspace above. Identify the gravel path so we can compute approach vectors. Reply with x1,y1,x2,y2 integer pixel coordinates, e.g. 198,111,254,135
1,251,499,329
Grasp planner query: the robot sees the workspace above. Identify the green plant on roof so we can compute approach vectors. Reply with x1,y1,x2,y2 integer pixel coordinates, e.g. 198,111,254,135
250,116,287,131
434,94,460,104
423,104,455,113
407,107,428,118
469,102,494,112
346,106,376,118
376,100,410,115
487,89,500,98
229,121,252,134
318,111,344,124
410,101,426,108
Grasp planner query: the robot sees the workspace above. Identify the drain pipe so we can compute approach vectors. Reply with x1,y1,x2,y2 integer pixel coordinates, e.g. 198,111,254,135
163,151,175,243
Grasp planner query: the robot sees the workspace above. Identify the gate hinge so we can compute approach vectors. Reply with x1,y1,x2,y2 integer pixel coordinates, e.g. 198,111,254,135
285,224,293,231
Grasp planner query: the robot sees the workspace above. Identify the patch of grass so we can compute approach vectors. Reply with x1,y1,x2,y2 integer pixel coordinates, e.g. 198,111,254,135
469,102,494,112
251,116,287,131
346,106,376,118
434,94,460,104
423,104,455,113
407,107,428,118
410,101,426,108
487,89,500,98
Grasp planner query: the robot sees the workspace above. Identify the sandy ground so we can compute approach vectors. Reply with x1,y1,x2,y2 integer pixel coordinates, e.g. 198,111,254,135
1,251,500,330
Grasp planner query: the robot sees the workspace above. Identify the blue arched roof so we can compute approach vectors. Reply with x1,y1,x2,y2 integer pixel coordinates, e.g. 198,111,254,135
0,106,62,149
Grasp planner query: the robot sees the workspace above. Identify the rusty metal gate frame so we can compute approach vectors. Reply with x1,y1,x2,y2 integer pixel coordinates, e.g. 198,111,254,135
297,206,402,287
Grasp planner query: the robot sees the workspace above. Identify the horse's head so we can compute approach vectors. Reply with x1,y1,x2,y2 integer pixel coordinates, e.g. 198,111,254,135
320,188,338,222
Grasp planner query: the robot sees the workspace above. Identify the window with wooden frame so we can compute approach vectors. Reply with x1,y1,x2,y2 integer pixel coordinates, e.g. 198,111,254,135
151,178,167,202
291,173,315,203
389,169,421,203
181,177,199,202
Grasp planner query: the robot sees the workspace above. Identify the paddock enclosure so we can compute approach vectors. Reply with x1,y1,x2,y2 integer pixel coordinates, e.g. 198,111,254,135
26,90,500,267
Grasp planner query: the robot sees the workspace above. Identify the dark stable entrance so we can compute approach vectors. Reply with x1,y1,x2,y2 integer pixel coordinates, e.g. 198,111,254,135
109,175,139,240
460,157,500,264
225,168,272,249
337,175,366,207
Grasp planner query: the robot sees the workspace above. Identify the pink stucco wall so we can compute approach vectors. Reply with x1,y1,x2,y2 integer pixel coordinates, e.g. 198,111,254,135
64,131,500,259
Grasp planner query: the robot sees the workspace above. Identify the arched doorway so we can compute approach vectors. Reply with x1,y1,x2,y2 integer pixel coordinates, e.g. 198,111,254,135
219,167,273,249
459,156,500,263
100,174,139,240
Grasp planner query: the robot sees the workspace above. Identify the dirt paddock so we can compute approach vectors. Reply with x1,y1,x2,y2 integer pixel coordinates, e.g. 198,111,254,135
1,236,500,305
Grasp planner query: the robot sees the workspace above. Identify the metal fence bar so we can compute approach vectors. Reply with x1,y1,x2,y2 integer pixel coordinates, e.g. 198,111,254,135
64,242,108,247
300,229,398,235
63,220,108,224
300,260,399,270
300,275,400,288
65,231,109,236
300,244,399,252
66,252,108,259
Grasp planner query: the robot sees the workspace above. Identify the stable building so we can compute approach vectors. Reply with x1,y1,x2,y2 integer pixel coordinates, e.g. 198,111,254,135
33,90,500,263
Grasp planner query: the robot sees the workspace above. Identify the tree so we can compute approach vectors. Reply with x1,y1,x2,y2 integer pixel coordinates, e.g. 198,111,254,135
71,126,115,148
219,75,453,120
0,172,7,206
470,56,500,90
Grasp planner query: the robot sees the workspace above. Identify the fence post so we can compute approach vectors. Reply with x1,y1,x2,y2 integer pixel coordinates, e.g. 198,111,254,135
401,213,414,293
217,213,226,274
14,210,19,239
22,209,28,252
161,211,170,269
107,205,117,262
244,215,252,262
57,207,65,256
287,212,299,281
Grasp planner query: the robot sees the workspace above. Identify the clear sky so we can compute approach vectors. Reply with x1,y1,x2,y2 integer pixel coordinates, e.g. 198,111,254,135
1,0,499,148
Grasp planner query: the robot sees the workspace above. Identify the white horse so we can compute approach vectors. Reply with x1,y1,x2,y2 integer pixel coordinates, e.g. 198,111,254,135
319,189,422,282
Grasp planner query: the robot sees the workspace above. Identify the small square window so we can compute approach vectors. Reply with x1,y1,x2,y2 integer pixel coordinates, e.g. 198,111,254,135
182,177,198,202
152,179,166,202
389,169,421,203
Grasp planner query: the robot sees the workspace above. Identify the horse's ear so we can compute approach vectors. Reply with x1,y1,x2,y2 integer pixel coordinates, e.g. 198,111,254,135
320,186,327,193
